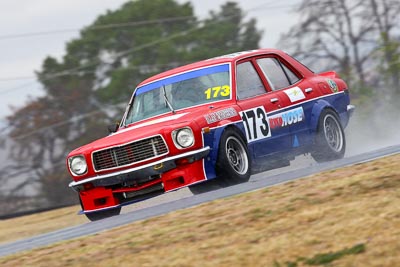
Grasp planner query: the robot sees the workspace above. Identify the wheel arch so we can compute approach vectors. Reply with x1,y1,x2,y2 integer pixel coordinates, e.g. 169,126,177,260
310,105,346,162
310,100,340,132
215,122,247,148
212,122,252,184
209,122,248,164
201,120,249,182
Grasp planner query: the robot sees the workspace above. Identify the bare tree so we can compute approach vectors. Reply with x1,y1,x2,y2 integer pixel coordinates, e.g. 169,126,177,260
5,79,109,207
279,0,400,93
368,0,400,92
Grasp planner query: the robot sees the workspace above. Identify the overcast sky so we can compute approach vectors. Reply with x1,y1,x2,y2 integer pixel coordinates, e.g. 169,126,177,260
0,0,299,121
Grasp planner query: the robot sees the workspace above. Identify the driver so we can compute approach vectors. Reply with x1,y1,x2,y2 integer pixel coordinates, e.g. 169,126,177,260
172,78,206,108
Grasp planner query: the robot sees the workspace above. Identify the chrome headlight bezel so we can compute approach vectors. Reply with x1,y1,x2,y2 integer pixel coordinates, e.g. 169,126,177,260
172,127,195,149
68,155,88,176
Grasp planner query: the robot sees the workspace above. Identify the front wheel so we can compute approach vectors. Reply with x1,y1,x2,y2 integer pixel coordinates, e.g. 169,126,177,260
311,109,346,162
216,128,251,185
80,198,121,221
85,207,121,221
188,179,221,195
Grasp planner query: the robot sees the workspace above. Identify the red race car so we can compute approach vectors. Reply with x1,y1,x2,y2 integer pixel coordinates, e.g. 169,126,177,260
67,49,354,220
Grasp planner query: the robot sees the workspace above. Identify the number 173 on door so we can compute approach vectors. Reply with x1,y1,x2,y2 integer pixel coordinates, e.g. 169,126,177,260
240,106,272,142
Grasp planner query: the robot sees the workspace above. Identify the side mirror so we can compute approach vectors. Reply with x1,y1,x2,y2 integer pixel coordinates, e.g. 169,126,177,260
107,122,119,134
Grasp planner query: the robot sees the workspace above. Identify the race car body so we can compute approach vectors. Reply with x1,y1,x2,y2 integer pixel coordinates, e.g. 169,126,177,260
67,49,354,220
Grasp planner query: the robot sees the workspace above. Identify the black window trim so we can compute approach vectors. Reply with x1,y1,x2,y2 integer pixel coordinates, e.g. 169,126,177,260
279,59,301,85
254,55,303,92
235,59,270,100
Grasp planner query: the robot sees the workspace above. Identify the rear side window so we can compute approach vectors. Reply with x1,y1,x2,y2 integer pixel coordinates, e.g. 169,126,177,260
281,63,300,84
236,61,266,99
257,58,300,91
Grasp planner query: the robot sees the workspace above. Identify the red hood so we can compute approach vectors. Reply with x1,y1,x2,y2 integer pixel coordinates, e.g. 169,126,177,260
68,101,236,157
69,111,192,155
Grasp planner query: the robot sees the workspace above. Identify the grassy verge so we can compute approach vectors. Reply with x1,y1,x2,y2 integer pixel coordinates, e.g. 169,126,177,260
1,154,399,266
0,206,85,245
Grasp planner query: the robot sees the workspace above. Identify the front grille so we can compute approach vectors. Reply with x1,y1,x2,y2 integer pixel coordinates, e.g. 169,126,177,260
92,135,168,171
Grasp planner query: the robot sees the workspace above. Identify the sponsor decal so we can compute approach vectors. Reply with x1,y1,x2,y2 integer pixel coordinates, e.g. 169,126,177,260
326,79,338,92
293,135,300,147
240,106,305,143
240,106,271,142
269,107,304,129
204,107,238,124
284,87,306,102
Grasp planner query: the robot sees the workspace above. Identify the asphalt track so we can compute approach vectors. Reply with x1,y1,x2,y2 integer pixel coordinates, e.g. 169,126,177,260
1,144,399,257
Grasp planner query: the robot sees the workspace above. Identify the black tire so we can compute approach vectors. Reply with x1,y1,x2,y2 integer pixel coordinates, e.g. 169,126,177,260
311,109,346,162
216,128,251,186
85,207,121,221
80,198,121,221
188,179,221,195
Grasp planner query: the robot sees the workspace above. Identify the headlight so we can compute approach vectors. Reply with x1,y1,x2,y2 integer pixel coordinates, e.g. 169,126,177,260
172,127,194,149
68,156,87,176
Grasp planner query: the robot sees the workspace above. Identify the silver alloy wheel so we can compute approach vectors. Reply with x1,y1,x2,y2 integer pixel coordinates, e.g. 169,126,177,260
323,114,343,152
225,136,249,175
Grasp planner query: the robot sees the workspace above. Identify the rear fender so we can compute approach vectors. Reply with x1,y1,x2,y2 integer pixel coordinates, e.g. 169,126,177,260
318,71,340,79
310,100,336,132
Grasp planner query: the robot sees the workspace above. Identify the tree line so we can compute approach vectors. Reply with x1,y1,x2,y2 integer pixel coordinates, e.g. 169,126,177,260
0,0,399,215
0,0,262,215
279,0,400,95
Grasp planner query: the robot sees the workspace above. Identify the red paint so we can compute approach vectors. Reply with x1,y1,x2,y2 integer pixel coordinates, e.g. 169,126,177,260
67,49,350,213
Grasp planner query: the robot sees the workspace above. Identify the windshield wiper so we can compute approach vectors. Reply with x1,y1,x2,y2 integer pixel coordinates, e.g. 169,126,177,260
162,85,175,114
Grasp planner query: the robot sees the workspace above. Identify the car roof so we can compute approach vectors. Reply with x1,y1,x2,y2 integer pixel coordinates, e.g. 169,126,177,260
137,48,284,87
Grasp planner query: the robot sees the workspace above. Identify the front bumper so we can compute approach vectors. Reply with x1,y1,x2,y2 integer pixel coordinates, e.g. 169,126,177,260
69,146,210,191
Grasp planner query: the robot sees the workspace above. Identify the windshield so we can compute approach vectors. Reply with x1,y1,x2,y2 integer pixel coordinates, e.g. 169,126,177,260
124,64,231,125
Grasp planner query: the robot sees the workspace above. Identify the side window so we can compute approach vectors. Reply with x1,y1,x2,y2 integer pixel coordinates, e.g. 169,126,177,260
257,58,299,90
281,63,300,84
236,61,266,99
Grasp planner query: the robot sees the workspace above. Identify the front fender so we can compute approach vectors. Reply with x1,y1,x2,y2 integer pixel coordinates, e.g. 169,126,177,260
210,121,246,163
202,121,247,180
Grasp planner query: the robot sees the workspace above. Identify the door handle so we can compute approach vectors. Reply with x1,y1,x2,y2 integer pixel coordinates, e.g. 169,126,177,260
270,98,279,103
305,88,313,93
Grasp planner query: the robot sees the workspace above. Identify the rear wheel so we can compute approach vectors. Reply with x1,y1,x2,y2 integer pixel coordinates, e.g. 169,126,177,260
216,128,251,185
80,198,121,221
311,109,346,162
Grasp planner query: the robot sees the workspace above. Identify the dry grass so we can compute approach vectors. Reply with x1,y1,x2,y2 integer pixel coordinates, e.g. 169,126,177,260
1,154,399,266
0,205,85,245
